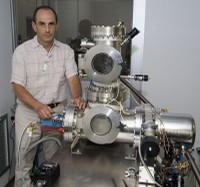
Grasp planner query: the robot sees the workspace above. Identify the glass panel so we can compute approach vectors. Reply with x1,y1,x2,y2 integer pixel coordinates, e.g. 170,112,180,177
92,53,113,74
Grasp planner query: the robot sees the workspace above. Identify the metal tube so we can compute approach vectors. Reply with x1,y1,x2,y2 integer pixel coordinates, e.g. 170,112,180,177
115,132,140,148
115,132,135,143
158,112,196,148
79,132,139,145
120,78,154,107
185,151,200,186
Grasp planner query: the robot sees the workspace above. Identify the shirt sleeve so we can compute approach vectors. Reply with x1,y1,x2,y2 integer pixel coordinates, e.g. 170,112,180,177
10,46,27,87
64,46,78,79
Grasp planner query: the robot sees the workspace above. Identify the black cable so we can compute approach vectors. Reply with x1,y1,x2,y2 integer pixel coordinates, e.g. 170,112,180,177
8,119,15,180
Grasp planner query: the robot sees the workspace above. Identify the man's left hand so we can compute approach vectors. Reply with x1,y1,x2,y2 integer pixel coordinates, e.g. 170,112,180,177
70,96,88,110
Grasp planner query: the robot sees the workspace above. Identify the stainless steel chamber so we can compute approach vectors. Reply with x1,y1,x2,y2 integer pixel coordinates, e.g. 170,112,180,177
55,21,198,186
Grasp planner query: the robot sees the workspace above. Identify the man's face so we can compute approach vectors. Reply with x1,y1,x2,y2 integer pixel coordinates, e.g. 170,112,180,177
32,9,58,45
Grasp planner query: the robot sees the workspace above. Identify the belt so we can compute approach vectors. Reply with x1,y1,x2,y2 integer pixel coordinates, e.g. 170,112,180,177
47,102,60,108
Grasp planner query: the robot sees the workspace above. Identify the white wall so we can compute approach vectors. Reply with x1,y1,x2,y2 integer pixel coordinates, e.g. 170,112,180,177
140,0,200,165
0,0,16,186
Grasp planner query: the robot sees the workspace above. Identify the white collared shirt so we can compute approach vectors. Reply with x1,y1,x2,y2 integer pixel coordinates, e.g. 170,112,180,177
11,35,78,104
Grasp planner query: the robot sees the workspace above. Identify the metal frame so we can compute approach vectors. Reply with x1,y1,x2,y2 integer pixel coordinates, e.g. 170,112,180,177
0,114,10,177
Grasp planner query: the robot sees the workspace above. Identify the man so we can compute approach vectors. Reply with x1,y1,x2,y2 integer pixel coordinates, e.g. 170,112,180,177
11,5,87,186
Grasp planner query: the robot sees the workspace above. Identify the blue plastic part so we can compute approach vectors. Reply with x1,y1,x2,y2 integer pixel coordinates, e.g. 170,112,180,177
180,154,185,161
41,114,63,127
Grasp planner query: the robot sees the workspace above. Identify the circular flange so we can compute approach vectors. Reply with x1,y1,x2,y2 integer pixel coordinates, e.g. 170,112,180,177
83,44,122,83
82,106,120,144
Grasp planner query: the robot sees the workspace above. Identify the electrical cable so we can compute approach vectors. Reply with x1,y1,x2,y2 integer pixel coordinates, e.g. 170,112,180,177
24,135,62,155
155,112,170,156
17,119,39,186
17,119,62,186
106,78,126,120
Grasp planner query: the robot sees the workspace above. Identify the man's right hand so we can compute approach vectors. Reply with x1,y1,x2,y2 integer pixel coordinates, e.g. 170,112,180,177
36,103,53,119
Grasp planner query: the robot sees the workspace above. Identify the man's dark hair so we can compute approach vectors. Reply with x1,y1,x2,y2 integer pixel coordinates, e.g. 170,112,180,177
32,5,58,23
